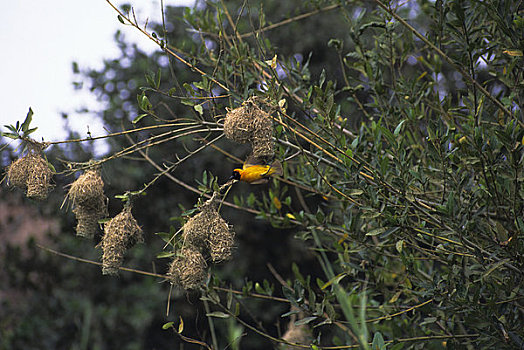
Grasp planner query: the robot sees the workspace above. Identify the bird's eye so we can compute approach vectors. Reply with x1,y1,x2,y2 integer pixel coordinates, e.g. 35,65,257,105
230,171,241,180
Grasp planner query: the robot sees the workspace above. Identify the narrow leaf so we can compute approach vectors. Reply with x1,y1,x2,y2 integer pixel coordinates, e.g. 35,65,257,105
294,316,317,326
21,107,34,133
117,15,126,25
394,119,406,137
366,228,386,236
206,311,230,318
132,113,148,124
178,316,184,333
162,322,174,330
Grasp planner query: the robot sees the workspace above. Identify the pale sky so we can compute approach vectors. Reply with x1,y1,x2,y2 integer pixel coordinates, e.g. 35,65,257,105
0,0,192,147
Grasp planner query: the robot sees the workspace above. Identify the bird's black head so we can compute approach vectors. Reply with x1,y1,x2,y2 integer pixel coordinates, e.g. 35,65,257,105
228,170,241,181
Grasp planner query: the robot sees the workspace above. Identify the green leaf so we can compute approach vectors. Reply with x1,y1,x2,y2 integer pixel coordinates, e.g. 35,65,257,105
366,228,386,236
361,210,381,219
396,240,404,253
482,259,510,281
177,316,184,333
156,67,162,89
145,74,156,89
321,273,346,290
194,104,203,116
206,311,230,318
319,69,326,88
156,251,176,258
372,332,386,350
348,189,364,196
117,15,126,25
202,170,208,185
162,322,174,330
394,119,406,137
379,125,396,146
46,162,56,173
295,316,317,325
255,282,265,295
137,92,152,111
226,289,233,309
1,132,19,139
292,263,305,285
21,107,34,133
24,127,38,135
4,124,18,133
181,98,194,106
132,113,148,124
155,232,173,243
419,317,437,326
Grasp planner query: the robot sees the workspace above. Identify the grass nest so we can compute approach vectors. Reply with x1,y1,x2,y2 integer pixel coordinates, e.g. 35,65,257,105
168,196,235,290
223,97,275,159
68,169,108,238
99,206,143,275
182,202,235,263
6,146,53,200
167,248,207,290
68,169,104,206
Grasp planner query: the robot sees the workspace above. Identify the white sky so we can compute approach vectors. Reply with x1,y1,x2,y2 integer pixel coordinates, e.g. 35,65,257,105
0,0,192,146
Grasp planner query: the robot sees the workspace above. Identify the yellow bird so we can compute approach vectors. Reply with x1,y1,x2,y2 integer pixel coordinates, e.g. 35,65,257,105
230,158,283,184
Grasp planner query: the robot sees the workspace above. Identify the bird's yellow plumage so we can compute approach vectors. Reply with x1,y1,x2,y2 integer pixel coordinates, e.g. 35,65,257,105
230,159,283,184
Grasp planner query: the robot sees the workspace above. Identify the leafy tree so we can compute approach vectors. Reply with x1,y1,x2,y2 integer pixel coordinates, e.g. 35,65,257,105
1,0,523,349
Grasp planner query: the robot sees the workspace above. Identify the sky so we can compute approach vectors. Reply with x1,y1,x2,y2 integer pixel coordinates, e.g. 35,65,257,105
0,0,192,147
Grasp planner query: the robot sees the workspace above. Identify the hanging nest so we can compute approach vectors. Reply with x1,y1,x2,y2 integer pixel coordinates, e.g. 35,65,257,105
72,196,108,238
6,146,53,200
6,156,31,189
68,169,104,206
68,169,108,238
99,206,143,275
251,112,274,159
223,103,254,143
223,98,275,159
281,313,312,349
182,202,235,262
207,219,235,263
182,211,212,250
167,248,207,290
167,193,235,290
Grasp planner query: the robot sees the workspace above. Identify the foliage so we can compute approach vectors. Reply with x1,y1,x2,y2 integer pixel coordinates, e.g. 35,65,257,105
1,0,523,349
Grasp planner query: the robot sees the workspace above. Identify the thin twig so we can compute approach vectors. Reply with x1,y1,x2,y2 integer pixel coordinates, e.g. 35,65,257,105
36,244,166,279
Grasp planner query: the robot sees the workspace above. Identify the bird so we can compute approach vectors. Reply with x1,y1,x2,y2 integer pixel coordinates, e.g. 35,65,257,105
229,157,283,184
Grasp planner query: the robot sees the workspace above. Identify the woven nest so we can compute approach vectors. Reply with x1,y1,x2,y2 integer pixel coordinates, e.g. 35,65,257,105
100,206,143,275
73,196,108,238
207,219,235,263
281,322,311,349
7,148,53,200
251,113,274,159
183,203,235,262
69,169,108,238
68,169,104,207
167,248,207,290
223,99,275,159
223,104,253,143
6,157,31,189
